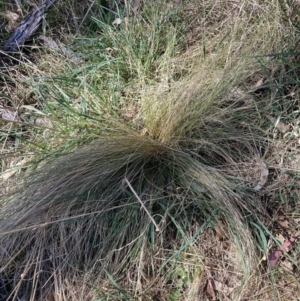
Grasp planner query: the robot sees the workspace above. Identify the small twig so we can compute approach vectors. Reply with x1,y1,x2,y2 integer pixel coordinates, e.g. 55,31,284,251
124,177,160,232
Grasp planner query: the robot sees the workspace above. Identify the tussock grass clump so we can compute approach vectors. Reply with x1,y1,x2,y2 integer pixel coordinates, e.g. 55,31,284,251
1,0,300,300
0,133,259,300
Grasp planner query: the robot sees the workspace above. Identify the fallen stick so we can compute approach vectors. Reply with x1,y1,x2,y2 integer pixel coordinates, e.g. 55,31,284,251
3,0,58,52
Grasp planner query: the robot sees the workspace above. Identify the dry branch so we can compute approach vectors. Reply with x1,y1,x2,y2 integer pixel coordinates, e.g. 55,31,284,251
3,0,58,52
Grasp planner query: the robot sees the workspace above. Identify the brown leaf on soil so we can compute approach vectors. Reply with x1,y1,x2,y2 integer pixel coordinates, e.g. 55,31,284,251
251,78,265,89
253,160,269,191
278,219,289,230
214,280,234,296
214,226,227,241
275,209,289,229
205,278,216,301
266,115,290,134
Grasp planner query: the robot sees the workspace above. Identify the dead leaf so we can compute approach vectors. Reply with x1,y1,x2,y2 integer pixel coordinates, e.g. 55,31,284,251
266,115,290,134
253,160,269,191
0,157,30,181
112,18,122,25
214,226,227,241
278,234,285,244
270,65,281,76
251,78,265,89
33,117,51,127
280,259,293,272
0,107,21,122
122,113,133,120
294,218,300,224
214,280,234,296
205,278,216,301
140,127,149,136
5,11,19,32
278,219,289,229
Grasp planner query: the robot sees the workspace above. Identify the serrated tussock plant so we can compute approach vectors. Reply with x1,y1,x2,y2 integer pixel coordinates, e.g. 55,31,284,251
0,132,259,300
0,64,267,300
0,0,292,300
